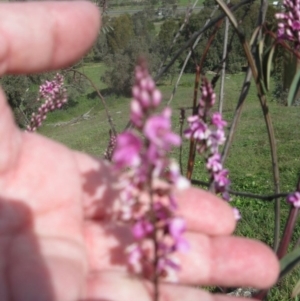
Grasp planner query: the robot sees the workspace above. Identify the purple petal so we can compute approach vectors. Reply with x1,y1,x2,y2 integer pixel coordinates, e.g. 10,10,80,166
113,132,142,169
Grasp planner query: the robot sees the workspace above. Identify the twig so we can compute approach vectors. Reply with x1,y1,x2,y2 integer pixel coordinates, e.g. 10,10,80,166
186,65,200,180
167,6,219,105
218,0,230,113
277,178,300,259
186,16,223,181
179,108,185,175
67,68,117,135
154,0,255,82
158,0,199,74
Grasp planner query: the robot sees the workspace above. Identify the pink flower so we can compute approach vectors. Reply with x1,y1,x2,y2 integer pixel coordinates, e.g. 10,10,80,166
211,112,227,129
275,0,300,48
27,74,67,132
130,60,162,128
40,81,58,96
113,132,142,169
185,78,233,209
130,99,144,127
198,78,216,116
293,20,300,30
206,153,223,172
127,244,143,273
184,116,209,141
169,217,189,252
233,208,241,220
113,59,190,282
144,108,181,151
207,129,226,153
132,219,154,239
287,191,300,207
103,130,117,161
214,169,230,189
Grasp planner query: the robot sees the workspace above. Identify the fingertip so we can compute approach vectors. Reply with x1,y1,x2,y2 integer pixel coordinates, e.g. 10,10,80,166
0,1,101,74
251,240,280,288
49,1,102,70
211,237,280,289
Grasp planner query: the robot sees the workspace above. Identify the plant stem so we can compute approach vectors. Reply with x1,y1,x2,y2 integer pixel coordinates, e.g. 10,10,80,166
167,6,218,105
179,108,185,175
277,207,299,259
186,65,200,180
67,68,117,135
158,0,199,75
219,0,230,113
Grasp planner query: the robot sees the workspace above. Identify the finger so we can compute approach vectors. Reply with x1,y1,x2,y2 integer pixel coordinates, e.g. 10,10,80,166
85,224,278,289
175,187,236,235
0,1,100,75
85,271,259,301
177,233,279,289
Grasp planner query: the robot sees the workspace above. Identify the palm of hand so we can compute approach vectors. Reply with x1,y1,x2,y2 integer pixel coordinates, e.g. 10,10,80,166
1,128,114,300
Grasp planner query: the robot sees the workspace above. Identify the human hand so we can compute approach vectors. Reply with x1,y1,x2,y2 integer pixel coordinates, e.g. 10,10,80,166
0,1,279,301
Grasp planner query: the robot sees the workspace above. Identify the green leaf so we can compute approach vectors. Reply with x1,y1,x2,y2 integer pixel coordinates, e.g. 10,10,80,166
263,45,275,91
215,0,238,29
279,247,300,280
257,38,264,78
249,26,261,47
287,70,300,106
253,37,265,90
292,278,300,298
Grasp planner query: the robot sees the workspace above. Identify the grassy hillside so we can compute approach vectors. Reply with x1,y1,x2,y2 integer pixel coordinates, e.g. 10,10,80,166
38,63,300,300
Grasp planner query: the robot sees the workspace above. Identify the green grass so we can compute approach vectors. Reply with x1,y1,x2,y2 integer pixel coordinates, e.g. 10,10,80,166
38,64,300,300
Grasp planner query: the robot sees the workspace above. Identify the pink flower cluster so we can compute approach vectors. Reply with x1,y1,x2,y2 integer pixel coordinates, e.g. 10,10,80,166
27,74,67,132
112,59,189,282
103,130,117,161
287,191,300,207
184,78,231,201
275,0,300,48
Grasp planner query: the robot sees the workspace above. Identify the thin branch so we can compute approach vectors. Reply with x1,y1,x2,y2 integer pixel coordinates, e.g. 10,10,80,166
218,0,230,113
186,65,200,180
67,68,117,135
277,177,300,258
186,17,223,180
179,108,186,175
167,6,219,105
158,0,199,73
258,0,282,254
154,0,255,82
221,69,252,163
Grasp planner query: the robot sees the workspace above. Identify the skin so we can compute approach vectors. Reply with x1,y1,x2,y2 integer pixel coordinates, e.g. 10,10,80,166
0,1,279,300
